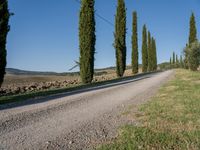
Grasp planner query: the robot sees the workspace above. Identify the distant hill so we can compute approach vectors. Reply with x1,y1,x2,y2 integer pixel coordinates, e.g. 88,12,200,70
6,65,142,76
6,68,79,76
6,67,111,76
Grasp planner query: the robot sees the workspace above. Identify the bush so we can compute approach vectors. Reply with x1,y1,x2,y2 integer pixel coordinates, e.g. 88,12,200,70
184,41,200,71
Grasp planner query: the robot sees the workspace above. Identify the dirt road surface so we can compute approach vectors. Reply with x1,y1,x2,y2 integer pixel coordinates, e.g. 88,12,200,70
0,70,174,150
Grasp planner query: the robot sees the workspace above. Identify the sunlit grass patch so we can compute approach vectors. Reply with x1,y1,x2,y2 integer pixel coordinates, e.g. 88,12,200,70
97,69,200,150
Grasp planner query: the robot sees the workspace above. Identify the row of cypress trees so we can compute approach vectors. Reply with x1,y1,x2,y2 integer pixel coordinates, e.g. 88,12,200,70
79,0,157,83
169,52,184,68
148,32,157,71
0,0,10,87
168,13,199,71
0,0,158,87
141,25,157,73
142,25,148,72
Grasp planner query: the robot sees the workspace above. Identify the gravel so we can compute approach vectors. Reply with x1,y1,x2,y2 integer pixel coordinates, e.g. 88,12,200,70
0,70,174,150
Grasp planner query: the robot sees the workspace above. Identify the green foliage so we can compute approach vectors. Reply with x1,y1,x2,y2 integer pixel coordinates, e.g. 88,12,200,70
189,13,197,46
180,55,184,68
152,38,157,71
184,13,198,70
170,53,184,69
131,11,138,74
176,54,179,67
114,0,127,77
147,32,153,71
79,0,96,83
184,44,189,69
0,0,10,87
159,62,171,70
142,25,148,73
172,52,175,64
147,33,157,71
170,52,182,68
184,41,200,71
176,55,179,64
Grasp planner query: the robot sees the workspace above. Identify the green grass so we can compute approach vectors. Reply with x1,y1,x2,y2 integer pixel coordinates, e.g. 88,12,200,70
0,72,155,105
98,69,200,150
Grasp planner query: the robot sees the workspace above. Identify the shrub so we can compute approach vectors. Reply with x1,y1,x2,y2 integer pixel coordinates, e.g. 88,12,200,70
184,41,200,71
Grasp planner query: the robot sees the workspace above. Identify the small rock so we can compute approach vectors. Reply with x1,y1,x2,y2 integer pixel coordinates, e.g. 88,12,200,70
68,140,74,145
46,141,51,145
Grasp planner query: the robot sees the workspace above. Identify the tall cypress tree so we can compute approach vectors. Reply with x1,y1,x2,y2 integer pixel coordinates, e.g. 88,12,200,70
180,55,184,68
173,52,175,64
184,13,198,69
189,13,197,46
155,40,157,69
176,54,179,67
148,31,153,71
184,43,189,69
114,0,126,77
79,0,96,84
131,11,138,74
0,0,10,87
152,38,157,71
142,25,148,72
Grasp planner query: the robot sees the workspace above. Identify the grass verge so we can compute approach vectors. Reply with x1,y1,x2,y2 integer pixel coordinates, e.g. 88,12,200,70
98,69,200,150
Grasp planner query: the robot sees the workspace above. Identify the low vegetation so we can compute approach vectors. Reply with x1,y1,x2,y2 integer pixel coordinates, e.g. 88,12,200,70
0,68,134,97
184,41,200,71
0,69,149,105
98,69,200,149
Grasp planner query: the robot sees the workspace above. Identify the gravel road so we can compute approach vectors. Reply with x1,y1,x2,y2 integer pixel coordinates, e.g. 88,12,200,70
0,70,174,150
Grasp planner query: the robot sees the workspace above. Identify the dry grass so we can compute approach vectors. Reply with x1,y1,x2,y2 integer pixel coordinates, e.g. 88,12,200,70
2,68,135,88
2,74,78,87
98,69,200,150
0,68,146,105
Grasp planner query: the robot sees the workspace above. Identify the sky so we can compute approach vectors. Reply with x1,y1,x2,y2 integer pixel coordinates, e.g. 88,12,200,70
7,0,200,72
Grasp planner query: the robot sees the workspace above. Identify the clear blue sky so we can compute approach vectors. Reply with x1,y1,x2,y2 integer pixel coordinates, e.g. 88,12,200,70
7,0,200,72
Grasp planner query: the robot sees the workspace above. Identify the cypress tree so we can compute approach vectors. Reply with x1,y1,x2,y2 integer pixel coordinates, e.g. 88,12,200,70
180,55,184,68
114,0,126,77
186,42,200,71
184,43,189,69
142,25,148,72
170,57,172,65
189,13,197,46
147,32,153,71
184,13,197,69
79,0,96,84
0,0,10,87
131,11,138,74
176,54,179,67
172,52,175,64
155,40,157,69
152,38,157,71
